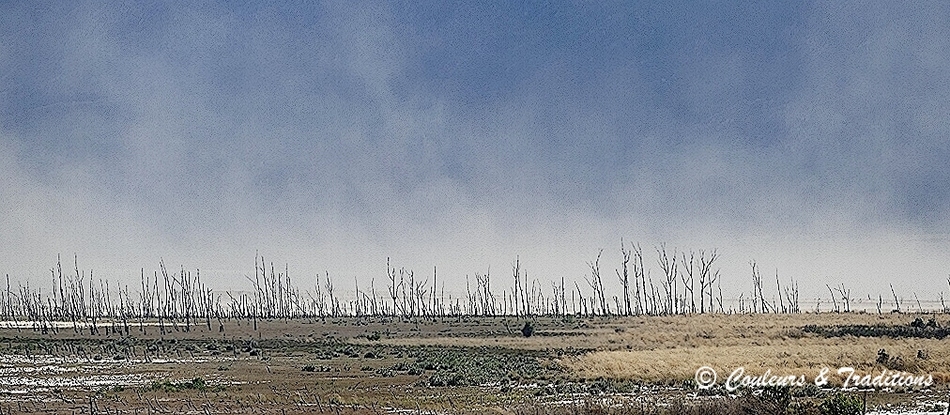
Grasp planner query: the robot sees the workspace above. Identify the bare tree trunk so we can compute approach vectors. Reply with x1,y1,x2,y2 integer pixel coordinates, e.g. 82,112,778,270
680,251,696,314
890,284,901,313
842,284,851,313
512,257,521,317
656,245,677,315
585,250,606,315
775,271,784,313
826,284,839,313
618,239,632,316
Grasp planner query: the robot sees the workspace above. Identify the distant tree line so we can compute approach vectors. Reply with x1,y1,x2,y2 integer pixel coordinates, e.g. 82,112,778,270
0,241,945,335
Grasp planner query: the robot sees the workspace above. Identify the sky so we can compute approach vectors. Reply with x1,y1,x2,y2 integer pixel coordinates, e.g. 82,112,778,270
1,1,949,305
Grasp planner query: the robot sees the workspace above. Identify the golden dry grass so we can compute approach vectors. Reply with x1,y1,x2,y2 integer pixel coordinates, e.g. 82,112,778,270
553,313,950,385
563,339,950,384
375,312,934,348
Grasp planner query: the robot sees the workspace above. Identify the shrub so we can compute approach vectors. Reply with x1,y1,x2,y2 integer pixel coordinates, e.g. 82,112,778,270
757,385,792,411
408,347,544,387
819,392,863,415
521,321,535,337
150,377,222,393
876,348,889,364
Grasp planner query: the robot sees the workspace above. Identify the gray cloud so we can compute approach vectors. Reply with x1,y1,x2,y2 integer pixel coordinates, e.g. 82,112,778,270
1,2,949,302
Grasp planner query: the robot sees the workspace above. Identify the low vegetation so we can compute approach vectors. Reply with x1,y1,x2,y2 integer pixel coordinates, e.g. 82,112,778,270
0,249,947,413
0,313,945,413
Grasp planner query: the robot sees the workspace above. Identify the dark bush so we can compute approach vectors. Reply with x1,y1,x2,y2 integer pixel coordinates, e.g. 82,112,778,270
521,321,535,337
876,348,889,364
819,392,863,415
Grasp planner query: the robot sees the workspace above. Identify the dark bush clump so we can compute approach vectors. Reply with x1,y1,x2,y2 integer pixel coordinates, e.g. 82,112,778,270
521,321,535,337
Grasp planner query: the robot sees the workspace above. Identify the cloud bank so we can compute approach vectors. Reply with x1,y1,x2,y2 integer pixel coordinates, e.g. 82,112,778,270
1,2,949,301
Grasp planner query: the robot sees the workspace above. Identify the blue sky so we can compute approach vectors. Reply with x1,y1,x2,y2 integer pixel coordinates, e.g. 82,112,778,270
2,1,949,301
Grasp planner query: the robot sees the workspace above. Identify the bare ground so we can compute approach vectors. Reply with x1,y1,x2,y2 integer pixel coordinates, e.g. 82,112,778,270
0,313,947,414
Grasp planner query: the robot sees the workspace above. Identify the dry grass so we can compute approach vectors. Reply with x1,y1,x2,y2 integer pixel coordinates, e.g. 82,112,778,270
360,312,950,386
553,313,950,385
376,312,940,348
564,339,950,384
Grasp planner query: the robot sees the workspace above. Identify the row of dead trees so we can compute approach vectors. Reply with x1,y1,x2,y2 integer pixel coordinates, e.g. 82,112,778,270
739,260,802,314
739,261,946,315
1,245,946,333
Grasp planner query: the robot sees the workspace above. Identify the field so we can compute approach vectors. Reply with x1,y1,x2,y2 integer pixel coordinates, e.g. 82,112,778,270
1,312,949,414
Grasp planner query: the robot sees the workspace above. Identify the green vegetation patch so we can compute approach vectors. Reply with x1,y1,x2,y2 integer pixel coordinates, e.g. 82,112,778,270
388,347,548,387
149,377,223,393
803,317,950,339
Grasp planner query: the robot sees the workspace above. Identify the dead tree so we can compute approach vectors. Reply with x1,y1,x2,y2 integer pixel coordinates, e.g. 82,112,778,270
512,257,522,317
656,245,677,315
648,274,660,315
945,276,950,313
775,271,784,313
559,276,567,317
430,266,437,318
833,283,851,313
523,270,533,316
616,240,632,316
474,271,495,316
783,277,800,314
716,279,725,313
750,261,770,313
324,271,337,317
680,251,696,314
696,250,719,314
386,258,404,318
632,244,646,315
826,284,839,313
407,268,416,318
413,275,429,318
585,249,607,315
890,284,901,313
